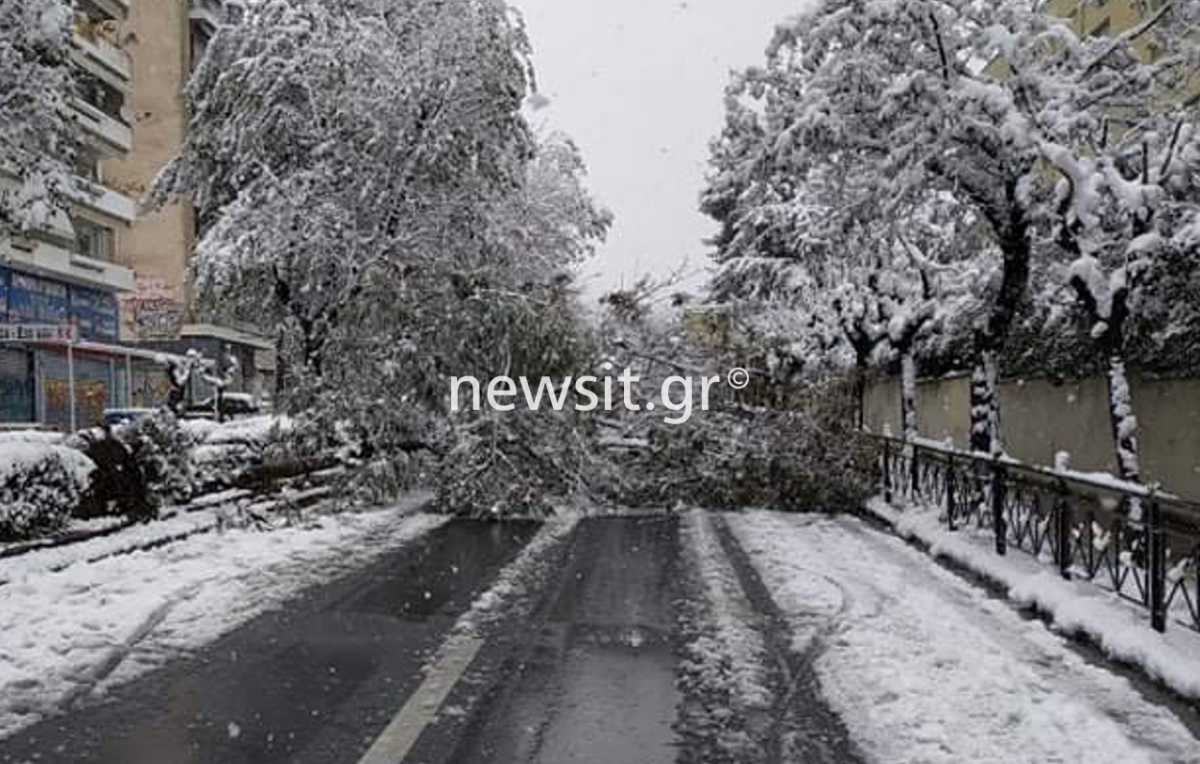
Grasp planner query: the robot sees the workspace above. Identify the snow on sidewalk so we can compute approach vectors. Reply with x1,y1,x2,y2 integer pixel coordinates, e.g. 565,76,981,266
866,496,1200,700
0,502,447,740
727,510,1200,764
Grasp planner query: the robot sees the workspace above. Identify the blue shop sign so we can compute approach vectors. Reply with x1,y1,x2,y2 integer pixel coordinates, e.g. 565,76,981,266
0,266,119,342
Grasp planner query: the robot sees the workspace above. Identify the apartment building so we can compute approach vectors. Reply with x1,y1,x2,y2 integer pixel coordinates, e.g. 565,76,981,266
104,0,274,405
0,0,141,429
0,0,271,430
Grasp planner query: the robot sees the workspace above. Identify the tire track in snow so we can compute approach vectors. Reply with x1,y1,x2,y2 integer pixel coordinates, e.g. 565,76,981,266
727,511,1200,764
677,510,862,764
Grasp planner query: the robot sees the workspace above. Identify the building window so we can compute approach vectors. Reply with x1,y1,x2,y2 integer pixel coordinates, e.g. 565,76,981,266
73,217,115,262
74,151,101,183
75,71,127,123
190,25,212,72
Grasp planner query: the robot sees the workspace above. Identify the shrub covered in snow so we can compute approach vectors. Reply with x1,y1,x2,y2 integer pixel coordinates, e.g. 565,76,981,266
119,411,198,504
0,435,96,541
70,414,297,517
71,428,156,521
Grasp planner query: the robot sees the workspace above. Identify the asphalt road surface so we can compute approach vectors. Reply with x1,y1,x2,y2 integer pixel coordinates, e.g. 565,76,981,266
0,513,854,764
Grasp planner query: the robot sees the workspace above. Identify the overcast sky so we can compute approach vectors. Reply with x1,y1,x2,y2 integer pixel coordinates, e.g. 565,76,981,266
511,0,802,303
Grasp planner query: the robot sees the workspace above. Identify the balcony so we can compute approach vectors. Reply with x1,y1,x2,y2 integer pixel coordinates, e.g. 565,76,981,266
189,0,226,33
67,178,137,225
1,233,135,294
84,0,130,22
71,30,132,94
70,98,132,157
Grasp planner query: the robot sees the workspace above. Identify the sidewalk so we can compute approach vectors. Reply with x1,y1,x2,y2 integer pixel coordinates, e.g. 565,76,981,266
864,496,1200,701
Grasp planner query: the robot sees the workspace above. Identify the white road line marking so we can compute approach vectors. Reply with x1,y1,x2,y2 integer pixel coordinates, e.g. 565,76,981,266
357,633,485,764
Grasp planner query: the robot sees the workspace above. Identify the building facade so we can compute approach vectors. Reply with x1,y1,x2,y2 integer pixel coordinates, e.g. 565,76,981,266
0,0,270,430
1,0,141,429
103,0,274,402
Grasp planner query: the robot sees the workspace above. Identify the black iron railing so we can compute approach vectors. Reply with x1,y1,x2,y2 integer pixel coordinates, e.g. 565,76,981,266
869,433,1200,634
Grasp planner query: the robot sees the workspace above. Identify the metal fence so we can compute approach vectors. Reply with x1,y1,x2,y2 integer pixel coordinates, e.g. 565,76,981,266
870,434,1200,634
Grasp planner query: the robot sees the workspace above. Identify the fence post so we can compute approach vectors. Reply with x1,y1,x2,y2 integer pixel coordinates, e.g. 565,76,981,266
946,456,957,532
992,460,1007,556
910,445,920,501
1055,488,1072,580
882,439,892,504
1148,499,1166,633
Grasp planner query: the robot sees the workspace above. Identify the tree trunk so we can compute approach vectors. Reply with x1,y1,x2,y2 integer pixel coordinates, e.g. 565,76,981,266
900,351,918,443
969,337,1000,455
1105,353,1141,485
965,176,1032,456
1069,275,1143,515
854,360,868,431
274,326,288,402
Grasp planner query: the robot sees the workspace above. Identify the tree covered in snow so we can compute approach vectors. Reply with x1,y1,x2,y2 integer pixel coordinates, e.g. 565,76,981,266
153,0,612,512
704,0,1200,477
0,0,76,232
701,45,991,439
1031,15,1200,487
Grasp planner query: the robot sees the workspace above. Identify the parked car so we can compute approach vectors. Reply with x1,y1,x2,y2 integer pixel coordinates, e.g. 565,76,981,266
102,408,157,428
182,393,261,421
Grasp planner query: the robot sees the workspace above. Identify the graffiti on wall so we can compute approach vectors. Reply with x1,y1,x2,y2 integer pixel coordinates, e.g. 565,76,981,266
131,366,172,409
121,276,183,340
45,379,108,428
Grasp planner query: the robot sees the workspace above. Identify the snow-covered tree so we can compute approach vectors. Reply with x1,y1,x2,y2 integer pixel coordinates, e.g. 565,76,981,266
707,0,1200,472
153,0,612,511
1040,52,1200,487
0,0,76,231
701,45,994,438
154,0,538,378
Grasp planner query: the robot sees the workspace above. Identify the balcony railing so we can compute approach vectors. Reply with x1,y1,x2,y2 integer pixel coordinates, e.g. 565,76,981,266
85,0,131,22
70,98,132,156
868,433,1200,634
67,178,137,224
71,31,132,90
1,233,135,293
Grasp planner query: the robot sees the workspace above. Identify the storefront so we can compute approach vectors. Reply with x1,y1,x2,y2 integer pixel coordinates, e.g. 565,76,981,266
0,265,175,431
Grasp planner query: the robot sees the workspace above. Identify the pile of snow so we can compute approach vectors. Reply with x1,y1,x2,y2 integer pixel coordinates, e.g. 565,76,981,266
197,415,294,447
0,431,65,447
680,510,772,709
728,510,1200,763
0,502,446,738
179,415,293,449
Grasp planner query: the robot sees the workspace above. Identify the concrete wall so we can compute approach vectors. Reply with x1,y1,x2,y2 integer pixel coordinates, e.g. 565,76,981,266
864,374,1200,501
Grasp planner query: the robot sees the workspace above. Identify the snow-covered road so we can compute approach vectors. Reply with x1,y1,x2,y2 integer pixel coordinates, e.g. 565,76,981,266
1,506,1195,763
727,511,1200,764
0,498,446,740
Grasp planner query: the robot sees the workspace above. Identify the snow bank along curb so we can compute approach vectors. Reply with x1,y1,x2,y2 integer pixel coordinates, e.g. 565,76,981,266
675,510,777,762
864,497,1200,700
680,510,772,710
